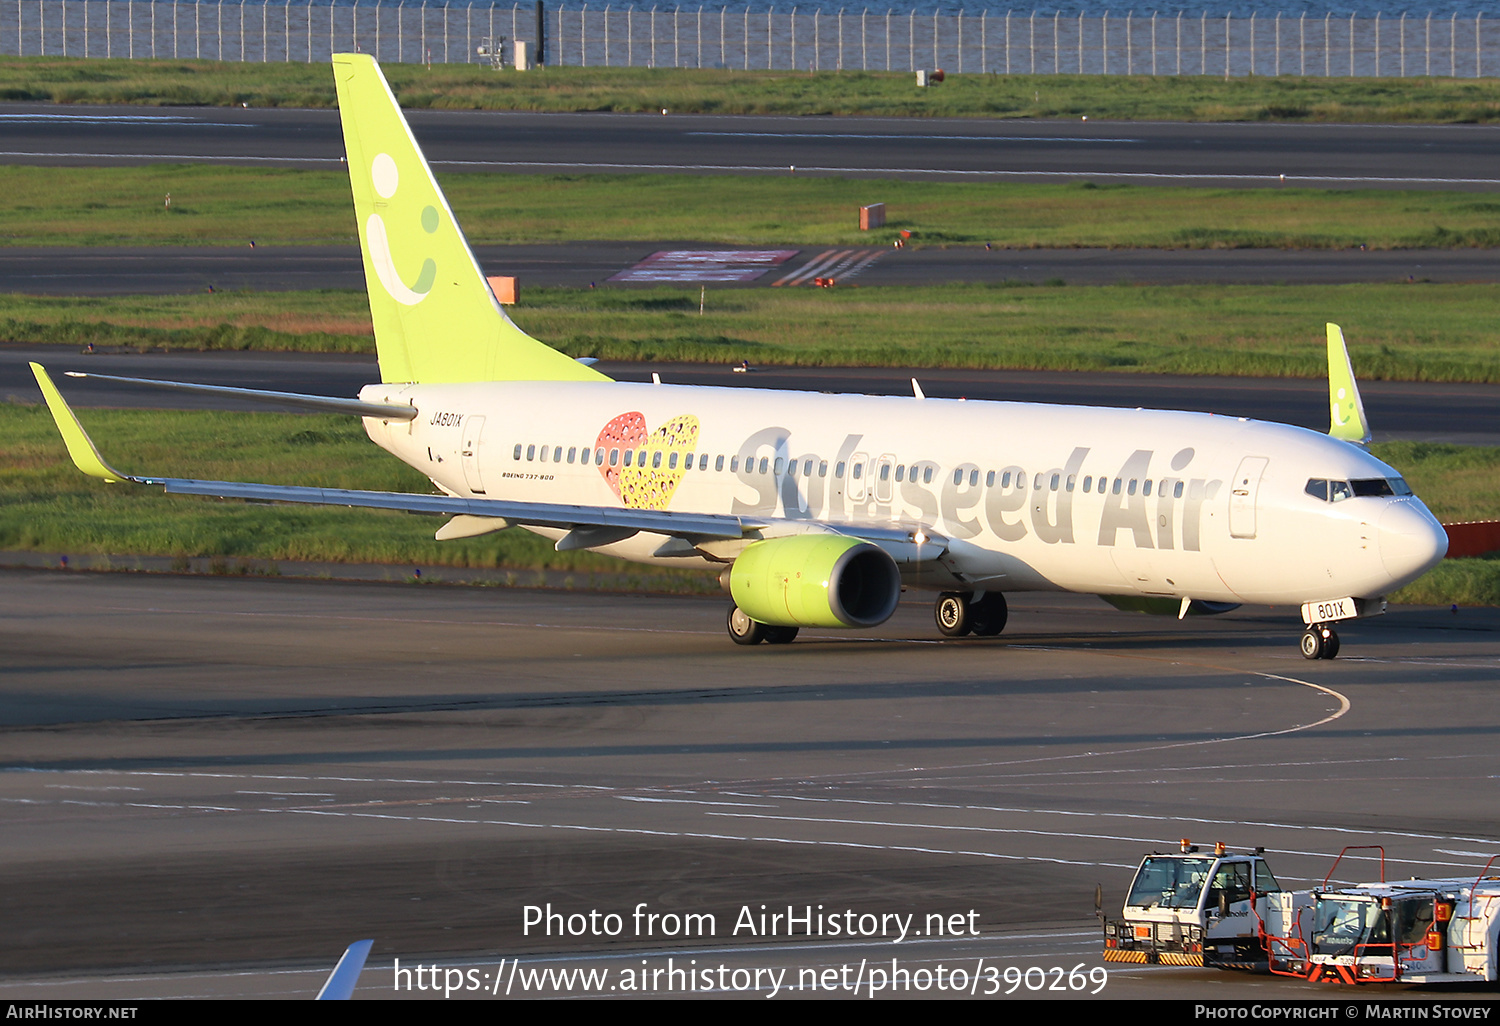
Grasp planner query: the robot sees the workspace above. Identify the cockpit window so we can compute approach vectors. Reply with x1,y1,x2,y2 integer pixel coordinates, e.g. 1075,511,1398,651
1307,477,1413,503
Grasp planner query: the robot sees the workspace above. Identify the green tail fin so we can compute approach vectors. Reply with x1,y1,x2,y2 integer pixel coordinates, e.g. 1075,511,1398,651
1325,323,1371,444
332,54,608,385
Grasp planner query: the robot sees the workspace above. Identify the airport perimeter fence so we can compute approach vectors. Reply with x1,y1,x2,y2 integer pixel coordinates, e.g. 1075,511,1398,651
5,1,1500,78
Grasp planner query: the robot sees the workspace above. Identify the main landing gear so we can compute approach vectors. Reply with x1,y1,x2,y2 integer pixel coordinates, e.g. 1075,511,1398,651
1300,623,1340,660
934,591,1009,638
727,606,799,646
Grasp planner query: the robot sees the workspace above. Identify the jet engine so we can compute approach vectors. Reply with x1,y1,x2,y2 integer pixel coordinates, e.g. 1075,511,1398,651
725,535,902,628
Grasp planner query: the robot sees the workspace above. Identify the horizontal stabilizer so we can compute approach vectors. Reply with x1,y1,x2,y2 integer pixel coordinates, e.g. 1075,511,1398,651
61,371,418,421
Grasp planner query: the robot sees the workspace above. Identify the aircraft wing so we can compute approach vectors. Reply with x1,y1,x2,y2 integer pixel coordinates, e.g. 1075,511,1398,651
31,362,939,552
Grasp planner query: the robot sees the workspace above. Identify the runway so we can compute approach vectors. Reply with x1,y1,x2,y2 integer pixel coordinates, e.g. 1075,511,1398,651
5,104,1500,188
6,344,1500,445
0,570,1495,999
3,242,1498,294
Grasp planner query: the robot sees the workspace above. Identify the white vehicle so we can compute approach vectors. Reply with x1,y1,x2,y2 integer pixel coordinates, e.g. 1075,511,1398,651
1263,849,1500,985
1102,841,1283,969
28,54,1448,655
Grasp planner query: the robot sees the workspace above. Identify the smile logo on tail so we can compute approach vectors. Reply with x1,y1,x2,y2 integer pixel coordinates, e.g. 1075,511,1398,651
366,152,438,306
596,412,700,510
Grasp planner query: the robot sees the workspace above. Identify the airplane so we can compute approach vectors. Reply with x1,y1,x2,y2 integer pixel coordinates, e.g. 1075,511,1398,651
29,54,1448,660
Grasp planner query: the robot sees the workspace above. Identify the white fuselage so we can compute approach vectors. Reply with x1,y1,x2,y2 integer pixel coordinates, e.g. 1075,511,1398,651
360,379,1447,606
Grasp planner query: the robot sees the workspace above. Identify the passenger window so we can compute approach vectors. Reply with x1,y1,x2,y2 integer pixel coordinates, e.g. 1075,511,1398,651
1305,479,1329,501
1143,479,1153,496
683,451,694,469
701,454,710,471
668,452,678,469
526,444,536,461
1050,474,1060,491
623,450,633,467
881,464,891,481
609,448,620,466
540,446,549,463
774,457,784,475
1033,473,1043,490
567,447,576,464
970,469,980,487
853,463,864,480
1083,476,1092,492
1173,480,1184,499
652,451,663,469
1112,478,1122,495
923,466,934,484
731,456,740,473
896,465,905,482
804,459,813,476
986,470,995,487
819,461,828,477
760,457,770,474
953,469,963,486
835,462,845,478
554,446,563,462
1066,474,1075,492
513,444,522,460
596,448,606,466
1002,471,1012,488
638,449,647,467
715,455,724,472
1127,479,1137,496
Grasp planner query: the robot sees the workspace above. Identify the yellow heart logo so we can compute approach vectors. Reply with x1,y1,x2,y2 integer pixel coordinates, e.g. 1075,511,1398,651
616,414,700,510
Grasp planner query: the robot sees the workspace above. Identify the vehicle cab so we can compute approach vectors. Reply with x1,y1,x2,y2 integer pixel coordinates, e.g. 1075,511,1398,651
1270,877,1500,984
1103,840,1281,969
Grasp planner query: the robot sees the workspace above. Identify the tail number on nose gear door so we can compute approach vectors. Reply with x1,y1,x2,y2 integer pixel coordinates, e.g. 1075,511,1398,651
1301,598,1355,624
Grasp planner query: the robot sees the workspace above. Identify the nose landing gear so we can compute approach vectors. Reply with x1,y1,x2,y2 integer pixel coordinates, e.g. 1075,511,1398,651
1300,624,1340,660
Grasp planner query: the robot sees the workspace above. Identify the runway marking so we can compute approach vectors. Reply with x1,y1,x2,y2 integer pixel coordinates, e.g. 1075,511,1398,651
771,248,884,287
0,115,254,127
619,796,777,808
7,151,1498,187
609,249,799,283
716,792,1500,848
777,656,1351,783
685,132,1142,143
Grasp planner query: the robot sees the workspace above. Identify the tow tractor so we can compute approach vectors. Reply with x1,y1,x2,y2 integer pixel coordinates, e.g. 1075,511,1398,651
1261,848,1500,985
1101,840,1283,969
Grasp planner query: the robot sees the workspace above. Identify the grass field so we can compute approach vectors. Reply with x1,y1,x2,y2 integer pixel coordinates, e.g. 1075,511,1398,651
1,404,1493,603
11,165,1500,249
8,56,1500,122
9,281,1500,383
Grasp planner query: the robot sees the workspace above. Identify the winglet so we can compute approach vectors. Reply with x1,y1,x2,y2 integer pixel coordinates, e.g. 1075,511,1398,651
30,363,131,483
315,939,374,1000
1325,323,1371,444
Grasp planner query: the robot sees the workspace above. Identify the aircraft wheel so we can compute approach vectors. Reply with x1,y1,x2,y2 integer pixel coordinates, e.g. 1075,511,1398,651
1319,628,1340,660
1299,627,1324,660
728,605,765,646
935,592,973,637
763,625,800,645
969,592,1009,636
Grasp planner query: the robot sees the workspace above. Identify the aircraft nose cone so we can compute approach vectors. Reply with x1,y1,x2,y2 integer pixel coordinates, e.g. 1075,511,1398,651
1379,501,1448,586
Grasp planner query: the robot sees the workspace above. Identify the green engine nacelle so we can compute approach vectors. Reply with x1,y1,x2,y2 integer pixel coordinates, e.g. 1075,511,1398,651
729,534,901,629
